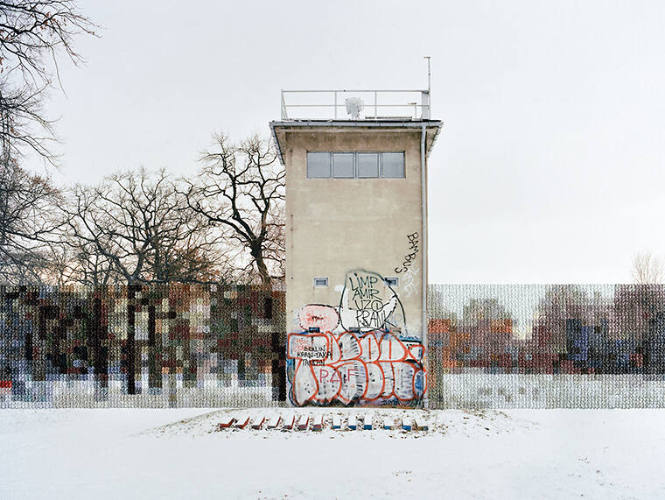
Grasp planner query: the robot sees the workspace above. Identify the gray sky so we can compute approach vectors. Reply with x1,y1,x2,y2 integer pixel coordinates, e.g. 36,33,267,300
38,1,665,284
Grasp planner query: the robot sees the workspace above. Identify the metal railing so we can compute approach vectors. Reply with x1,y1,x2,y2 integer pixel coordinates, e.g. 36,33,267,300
280,89,431,121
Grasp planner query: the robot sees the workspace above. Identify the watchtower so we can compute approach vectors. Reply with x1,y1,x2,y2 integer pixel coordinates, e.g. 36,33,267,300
271,87,441,406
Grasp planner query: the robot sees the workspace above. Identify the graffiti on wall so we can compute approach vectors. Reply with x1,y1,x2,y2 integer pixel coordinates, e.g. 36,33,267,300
287,270,425,407
394,232,419,274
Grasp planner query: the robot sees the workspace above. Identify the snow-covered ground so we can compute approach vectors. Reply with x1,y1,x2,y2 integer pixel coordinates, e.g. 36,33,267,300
1,408,664,499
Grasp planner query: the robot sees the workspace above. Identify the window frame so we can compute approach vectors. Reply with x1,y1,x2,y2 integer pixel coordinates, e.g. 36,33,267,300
379,152,406,179
306,151,405,179
313,277,329,287
306,152,332,178
357,152,380,178
331,152,355,178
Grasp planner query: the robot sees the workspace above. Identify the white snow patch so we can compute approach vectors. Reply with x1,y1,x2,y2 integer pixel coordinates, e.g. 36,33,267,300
1,408,665,499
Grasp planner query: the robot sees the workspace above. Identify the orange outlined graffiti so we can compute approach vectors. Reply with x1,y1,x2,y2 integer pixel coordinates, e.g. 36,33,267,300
287,270,425,406
287,299,426,406
287,329,426,406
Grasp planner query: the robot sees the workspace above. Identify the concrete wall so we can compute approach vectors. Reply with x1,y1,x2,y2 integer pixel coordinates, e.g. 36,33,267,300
0,284,286,408
428,284,665,408
282,128,426,336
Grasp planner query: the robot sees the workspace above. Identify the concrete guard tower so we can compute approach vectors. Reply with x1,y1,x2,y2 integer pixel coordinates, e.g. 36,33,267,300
271,88,441,407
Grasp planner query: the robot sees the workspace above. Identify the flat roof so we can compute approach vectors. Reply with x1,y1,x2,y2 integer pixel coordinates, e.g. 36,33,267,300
270,119,443,164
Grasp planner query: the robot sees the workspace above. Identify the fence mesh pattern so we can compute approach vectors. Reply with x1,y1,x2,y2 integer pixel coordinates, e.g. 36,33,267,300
0,284,286,407
4,283,665,408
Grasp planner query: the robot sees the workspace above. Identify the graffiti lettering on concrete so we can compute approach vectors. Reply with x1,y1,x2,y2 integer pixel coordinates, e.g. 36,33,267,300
395,232,419,274
339,270,406,333
287,329,426,406
287,270,424,407
288,333,328,360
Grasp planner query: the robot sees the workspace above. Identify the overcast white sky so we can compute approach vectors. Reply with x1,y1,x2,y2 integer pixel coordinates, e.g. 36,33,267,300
36,1,665,284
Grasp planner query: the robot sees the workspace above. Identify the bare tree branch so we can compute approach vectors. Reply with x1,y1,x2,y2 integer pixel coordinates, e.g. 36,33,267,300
183,134,285,285
0,160,63,282
633,252,663,284
0,1,97,164
62,168,229,284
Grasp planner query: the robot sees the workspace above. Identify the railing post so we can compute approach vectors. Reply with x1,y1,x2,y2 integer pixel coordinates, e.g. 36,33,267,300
281,90,287,120
374,91,378,120
334,91,337,119
421,90,430,120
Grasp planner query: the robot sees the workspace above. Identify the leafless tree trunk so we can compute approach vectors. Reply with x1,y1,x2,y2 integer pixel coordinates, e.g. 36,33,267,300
0,162,62,282
184,134,285,285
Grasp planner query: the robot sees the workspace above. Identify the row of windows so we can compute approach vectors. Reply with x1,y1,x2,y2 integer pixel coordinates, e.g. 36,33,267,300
307,152,405,179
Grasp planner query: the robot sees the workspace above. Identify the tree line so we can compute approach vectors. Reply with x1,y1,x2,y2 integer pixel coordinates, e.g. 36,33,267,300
0,2,284,286
1,134,285,286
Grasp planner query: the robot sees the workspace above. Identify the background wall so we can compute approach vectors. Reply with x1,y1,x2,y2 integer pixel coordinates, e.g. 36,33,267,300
428,284,665,408
0,284,286,408
3,283,665,408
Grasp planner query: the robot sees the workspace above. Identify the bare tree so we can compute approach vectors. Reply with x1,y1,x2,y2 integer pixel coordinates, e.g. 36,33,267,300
0,0,96,163
535,285,591,354
46,240,117,286
184,134,285,285
0,161,62,282
63,168,223,284
633,252,663,284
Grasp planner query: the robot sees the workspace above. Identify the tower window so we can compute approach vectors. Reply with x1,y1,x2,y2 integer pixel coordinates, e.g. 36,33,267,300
306,152,404,179
332,153,354,178
381,152,405,178
307,152,331,178
357,153,379,178
313,277,328,287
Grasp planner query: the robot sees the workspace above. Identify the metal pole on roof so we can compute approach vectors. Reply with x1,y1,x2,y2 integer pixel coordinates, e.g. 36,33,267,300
423,56,432,119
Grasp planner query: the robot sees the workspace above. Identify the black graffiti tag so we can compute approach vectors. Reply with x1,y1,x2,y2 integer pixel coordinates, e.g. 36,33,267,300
348,272,389,329
395,232,419,273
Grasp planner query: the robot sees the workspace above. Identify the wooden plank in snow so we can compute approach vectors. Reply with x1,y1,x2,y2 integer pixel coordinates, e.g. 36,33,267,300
267,415,282,428
415,416,429,431
296,415,309,430
251,415,266,430
234,416,250,429
282,414,296,430
217,417,236,430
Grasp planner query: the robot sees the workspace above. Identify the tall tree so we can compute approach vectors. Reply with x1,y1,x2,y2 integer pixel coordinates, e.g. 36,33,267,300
184,134,285,285
0,162,62,282
0,0,96,163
